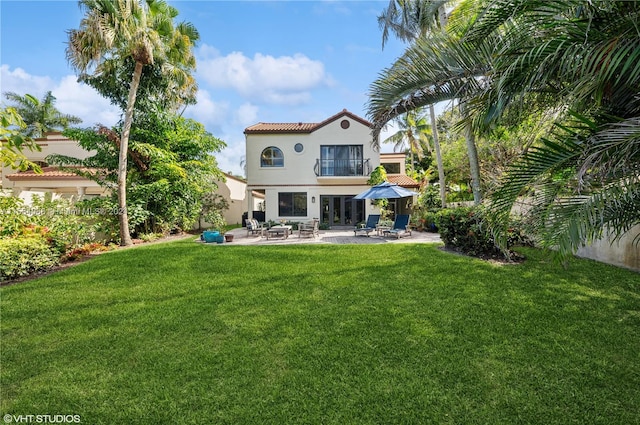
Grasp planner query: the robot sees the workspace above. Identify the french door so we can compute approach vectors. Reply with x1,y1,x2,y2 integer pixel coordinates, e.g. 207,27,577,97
320,195,364,227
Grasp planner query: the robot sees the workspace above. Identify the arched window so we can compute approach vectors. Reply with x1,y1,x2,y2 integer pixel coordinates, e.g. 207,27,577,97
261,146,284,167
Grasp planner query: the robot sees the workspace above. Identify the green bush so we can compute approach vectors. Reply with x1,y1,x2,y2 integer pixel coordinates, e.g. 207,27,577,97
0,236,60,281
423,211,439,232
435,207,501,257
435,207,534,259
417,185,441,210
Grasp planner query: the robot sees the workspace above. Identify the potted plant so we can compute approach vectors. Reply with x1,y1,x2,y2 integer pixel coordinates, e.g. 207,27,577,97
202,210,227,243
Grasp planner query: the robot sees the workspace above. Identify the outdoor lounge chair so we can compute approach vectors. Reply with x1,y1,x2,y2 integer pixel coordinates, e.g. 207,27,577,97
299,219,319,238
246,218,264,236
354,214,380,237
383,214,412,239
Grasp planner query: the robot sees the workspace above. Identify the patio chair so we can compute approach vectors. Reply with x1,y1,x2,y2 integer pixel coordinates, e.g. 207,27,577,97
354,214,380,237
383,214,412,239
246,218,264,237
299,219,319,238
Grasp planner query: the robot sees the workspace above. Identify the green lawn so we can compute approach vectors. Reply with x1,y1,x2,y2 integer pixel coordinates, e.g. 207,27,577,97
1,240,639,424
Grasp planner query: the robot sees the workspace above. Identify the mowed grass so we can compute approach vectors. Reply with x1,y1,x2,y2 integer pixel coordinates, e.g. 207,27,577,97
1,239,639,424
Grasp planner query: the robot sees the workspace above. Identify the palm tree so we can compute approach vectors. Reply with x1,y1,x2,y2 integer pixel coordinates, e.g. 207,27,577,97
66,0,199,246
372,0,640,255
368,25,495,203
377,0,462,207
465,0,640,256
3,91,82,138
382,108,432,169
378,0,450,48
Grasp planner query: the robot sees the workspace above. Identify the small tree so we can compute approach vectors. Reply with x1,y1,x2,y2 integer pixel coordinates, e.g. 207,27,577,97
367,165,391,219
199,193,228,231
0,107,41,172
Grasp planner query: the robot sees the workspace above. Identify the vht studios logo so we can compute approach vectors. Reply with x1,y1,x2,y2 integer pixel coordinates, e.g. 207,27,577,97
3,414,81,424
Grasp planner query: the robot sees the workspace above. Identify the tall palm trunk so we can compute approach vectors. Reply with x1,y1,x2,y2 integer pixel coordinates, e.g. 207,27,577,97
432,5,448,208
429,104,446,207
460,102,482,204
117,61,143,246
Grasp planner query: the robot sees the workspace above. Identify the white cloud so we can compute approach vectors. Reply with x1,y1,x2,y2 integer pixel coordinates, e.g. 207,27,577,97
183,89,230,128
1,65,121,128
1,65,253,177
197,47,329,106
234,103,259,128
53,76,120,127
216,139,246,177
1,65,54,100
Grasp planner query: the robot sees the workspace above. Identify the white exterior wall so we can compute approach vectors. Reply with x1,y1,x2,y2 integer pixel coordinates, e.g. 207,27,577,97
246,114,380,223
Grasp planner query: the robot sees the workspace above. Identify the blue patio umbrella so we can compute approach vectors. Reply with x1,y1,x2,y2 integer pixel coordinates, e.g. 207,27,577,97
353,181,418,200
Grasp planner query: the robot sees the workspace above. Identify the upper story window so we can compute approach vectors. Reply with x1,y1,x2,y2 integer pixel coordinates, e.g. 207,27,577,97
261,146,284,167
320,145,364,176
382,162,401,174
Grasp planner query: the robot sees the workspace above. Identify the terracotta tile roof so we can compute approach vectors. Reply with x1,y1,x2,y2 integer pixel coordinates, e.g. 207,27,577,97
244,122,317,133
388,174,420,188
6,166,101,181
244,109,372,134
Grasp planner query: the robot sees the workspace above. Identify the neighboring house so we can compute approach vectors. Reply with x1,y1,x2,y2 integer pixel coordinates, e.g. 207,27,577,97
1,133,244,225
244,109,419,227
1,132,106,201
215,173,254,226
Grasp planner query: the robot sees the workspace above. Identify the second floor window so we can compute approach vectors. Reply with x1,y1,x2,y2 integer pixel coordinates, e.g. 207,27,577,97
320,145,363,176
382,162,401,174
261,146,284,167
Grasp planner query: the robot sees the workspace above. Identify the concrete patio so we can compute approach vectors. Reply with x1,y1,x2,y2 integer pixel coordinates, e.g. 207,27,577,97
200,227,443,246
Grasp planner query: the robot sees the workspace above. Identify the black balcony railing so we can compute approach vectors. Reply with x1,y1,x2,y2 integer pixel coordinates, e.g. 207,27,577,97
314,158,371,177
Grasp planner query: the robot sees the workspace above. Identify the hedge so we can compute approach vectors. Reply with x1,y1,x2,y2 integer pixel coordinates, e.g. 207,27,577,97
0,237,60,282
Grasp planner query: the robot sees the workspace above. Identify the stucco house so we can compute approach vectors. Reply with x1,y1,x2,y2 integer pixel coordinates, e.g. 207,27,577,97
244,109,419,227
1,132,107,201
1,132,245,226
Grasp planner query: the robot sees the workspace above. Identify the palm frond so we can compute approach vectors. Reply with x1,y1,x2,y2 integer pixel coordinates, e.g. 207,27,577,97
367,30,495,139
535,176,640,255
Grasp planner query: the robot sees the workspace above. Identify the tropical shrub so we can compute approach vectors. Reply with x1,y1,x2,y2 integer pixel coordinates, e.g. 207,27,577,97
423,211,439,232
0,194,121,280
0,236,60,281
435,207,499,257
417,185,441,210
0,195,28,236
436,206,533,259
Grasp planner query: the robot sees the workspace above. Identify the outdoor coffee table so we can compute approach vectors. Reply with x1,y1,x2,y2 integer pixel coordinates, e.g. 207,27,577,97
266,225,293,239
376,225,391,236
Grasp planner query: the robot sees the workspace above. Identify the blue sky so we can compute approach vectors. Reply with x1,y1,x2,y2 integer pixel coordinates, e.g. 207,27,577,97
1,0,407,176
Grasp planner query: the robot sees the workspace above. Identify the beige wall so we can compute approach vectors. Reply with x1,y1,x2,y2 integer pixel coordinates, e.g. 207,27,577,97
380,152,406,175
216,174,246,226
576,225,640,272
246,114,380,222
246,117,379,186
1,133,96,189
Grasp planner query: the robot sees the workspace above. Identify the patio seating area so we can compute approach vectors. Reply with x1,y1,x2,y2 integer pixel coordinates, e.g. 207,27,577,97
199,225,441,246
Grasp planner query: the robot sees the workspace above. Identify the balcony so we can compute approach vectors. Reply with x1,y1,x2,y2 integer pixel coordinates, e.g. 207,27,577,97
314,158,371,177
